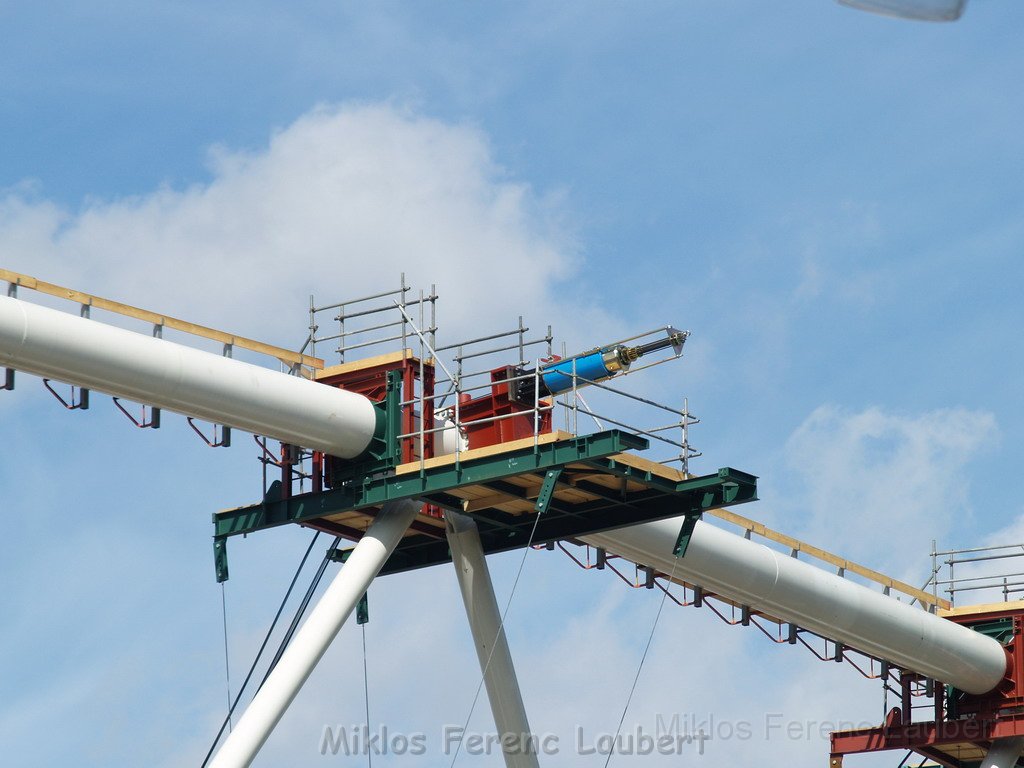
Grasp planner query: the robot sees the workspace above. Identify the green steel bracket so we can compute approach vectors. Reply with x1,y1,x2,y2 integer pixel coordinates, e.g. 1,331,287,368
968,616,1015,645
214,537,229,583
326,546,368,624
214,429,649,539
673,513,701,558
535,468,563,515
329,369,404,486
357,593,369,625
211,372,405,582
211,427,759,578
672,468,757,557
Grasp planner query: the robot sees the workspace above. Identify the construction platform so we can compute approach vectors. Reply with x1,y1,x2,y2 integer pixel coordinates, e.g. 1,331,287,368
213,429,758,578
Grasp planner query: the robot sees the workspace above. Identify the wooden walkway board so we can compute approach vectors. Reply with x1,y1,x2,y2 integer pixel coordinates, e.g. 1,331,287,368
311,431,942,611
316,431,681,538
1,267,323,369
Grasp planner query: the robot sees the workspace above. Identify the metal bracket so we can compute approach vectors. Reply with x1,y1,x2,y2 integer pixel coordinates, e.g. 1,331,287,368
673,511,702,557
535,468,562,515
214,537,229,583
43,378,89,410
356,593,369,625
327,545,369,624
188,417,231,447
325,369,403,486
113,397,161,428
2,368,12,391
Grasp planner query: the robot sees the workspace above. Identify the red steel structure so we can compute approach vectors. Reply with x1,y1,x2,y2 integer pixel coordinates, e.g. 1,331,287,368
830,602,1024,767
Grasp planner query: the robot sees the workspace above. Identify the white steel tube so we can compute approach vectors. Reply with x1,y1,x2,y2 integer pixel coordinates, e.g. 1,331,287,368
0,296,378,458
583,518,1008,695
4,296,1009,699
209,499,421,768
446,513,539,768
981,737,1024,768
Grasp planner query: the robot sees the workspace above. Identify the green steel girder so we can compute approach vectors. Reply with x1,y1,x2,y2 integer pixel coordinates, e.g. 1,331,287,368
374,466,756,575
211,427,758,580
329,369,405,485
214,430,649,538
534,468,563,515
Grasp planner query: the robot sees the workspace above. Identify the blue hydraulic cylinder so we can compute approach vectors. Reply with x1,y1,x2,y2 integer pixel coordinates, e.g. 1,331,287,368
540,350,618,395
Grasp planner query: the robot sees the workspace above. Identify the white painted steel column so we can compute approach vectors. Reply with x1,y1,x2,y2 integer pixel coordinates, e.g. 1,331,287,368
0,296,378,458
981,737,1024,768
209,499,421,768
446,513,539,768
583,518,1008,695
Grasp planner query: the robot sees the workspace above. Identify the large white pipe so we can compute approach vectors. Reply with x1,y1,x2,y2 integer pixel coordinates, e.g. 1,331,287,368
981,737,1024,768
209,498,422,768
3,295,1008,696
447,513,539,768
0,296,378,458
582,519,1007,695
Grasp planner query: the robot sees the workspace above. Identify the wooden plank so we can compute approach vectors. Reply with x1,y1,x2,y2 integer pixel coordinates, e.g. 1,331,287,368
707,507,950,610
552,486,602,504
463,491,522,513
939,599,1024,618
395,431,574,474
1,267,323,369
603,452,686,482
315,349,427,380
564,470,646,494
395,433,685,481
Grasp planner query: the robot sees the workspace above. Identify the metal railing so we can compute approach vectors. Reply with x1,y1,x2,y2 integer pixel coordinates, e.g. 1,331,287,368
300,273,438,364
928,540,1024,607
293,277,703,481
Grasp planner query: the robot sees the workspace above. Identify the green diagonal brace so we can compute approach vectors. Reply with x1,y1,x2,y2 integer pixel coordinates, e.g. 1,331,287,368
214,430,648,538
535,468,562,515
356,593,369,625
328,545,369,623
214,537,229,583
673,512,701,558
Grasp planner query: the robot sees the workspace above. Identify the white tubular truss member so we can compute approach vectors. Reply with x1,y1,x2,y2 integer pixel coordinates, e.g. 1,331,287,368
582,518,1008,695
208,499,422,768
2,293,1010,703
447,512,540,768
981,737,1024,768
0,296,378,458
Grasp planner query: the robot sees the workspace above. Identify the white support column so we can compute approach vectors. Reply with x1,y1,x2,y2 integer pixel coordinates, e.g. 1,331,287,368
209,499,421,768
446,512,540,768
981,737,1024,768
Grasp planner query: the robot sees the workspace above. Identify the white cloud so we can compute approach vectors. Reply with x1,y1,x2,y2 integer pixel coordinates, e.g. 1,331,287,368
0,103,942,768
0,102,613,353
783,404,997,577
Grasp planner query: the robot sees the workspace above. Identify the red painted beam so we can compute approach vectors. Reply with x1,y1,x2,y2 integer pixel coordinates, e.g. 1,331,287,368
830,717,1024,755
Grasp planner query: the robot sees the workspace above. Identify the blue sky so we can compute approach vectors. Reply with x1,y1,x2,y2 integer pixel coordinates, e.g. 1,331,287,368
2,1,1023,765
